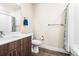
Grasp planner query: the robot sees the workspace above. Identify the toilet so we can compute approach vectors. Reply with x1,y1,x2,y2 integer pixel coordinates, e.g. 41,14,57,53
32,39,42,53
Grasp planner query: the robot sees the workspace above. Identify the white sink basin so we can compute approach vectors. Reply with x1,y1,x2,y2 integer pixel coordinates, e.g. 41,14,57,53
3,35,20,38
0,32,22,39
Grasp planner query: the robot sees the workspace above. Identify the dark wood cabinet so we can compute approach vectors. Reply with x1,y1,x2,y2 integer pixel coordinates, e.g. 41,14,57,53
21,36,31,56
26,36,31,56
0,36,31,56
0,44,8,56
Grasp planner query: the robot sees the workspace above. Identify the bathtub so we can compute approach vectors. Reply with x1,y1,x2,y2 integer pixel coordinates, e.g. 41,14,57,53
71,44,79,56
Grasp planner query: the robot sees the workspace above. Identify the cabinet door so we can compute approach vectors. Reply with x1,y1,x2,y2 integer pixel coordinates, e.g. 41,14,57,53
26,36,31,56
15,40,21,56
8,42,15,51
21,36,31,56
7,41,17,56
23,37,28,56
0,44,8,56
20,38,26,56
24,36,31,56
20,39,24,56
8,40,21,56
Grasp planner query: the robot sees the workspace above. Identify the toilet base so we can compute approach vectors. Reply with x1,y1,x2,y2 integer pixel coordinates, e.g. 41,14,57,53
32,45,39,53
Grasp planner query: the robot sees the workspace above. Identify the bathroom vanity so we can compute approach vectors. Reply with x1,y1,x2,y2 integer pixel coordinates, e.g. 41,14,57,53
0,32,32,56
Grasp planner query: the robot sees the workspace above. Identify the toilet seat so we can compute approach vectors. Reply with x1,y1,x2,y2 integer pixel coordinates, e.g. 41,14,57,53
32,39,42,45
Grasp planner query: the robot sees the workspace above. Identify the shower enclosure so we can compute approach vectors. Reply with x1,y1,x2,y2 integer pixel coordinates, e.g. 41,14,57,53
65,3,79,55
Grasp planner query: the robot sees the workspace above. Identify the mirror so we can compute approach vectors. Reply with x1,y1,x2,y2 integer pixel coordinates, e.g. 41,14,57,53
0,3,21,32
0,13,12,32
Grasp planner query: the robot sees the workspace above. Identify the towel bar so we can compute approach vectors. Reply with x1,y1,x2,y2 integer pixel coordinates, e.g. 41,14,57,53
48,24,64,26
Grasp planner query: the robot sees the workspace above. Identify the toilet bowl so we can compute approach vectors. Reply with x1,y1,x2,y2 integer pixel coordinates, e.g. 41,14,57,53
32,39,42,53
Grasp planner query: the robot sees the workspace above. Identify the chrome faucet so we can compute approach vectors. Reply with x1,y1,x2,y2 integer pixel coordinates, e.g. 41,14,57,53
0,31,5,38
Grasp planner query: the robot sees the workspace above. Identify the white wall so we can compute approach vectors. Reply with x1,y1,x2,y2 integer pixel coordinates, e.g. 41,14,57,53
33,4,67,52
20,4,33,33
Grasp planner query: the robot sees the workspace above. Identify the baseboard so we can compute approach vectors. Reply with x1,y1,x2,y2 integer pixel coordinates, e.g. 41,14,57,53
40,44,67,53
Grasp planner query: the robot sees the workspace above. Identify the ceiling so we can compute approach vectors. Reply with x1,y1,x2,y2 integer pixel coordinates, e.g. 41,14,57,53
0,3,21,12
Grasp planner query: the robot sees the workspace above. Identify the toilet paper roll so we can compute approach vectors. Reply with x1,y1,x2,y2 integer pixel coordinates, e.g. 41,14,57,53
41,35,44,40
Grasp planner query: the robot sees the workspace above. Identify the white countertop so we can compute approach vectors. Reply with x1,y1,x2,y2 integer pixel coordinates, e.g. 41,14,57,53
0,32,33,45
